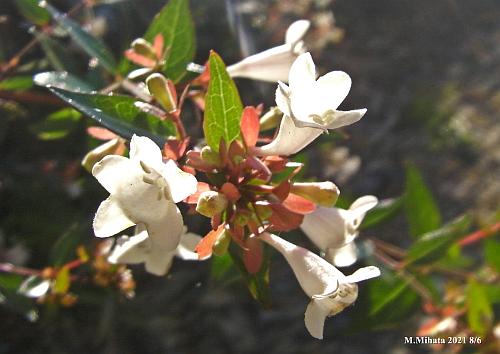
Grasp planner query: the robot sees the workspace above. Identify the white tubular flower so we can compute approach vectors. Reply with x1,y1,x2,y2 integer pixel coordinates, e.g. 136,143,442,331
92,135,197,251
251,52,366,156
108,225,206,276
260,232,380,339
300,196,378,267
226,20,310,83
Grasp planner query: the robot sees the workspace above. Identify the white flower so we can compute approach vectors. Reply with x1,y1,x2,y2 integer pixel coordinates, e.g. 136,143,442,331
251,52,366,156
300,196,378,267
92,135,197,251
108,225,206,276
259,232,380,339
226,20,310,83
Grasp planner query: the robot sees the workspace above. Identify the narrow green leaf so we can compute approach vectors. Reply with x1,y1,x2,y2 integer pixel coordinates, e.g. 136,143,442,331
50,221,90,267
404,162,442,238
29,108,82,140
143,0,196,83
13,0,50,26
484,239,500,273
204,51,243,152
228,241,271,311
48,87,175,146
467,278,493,335
361,197,403,229
404,214,472,266
54,267,70,294
0,76,34,91
41,1,116,73
34,71,95,93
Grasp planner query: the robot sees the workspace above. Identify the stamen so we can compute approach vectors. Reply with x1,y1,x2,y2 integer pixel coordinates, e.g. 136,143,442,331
143,176,155,185
163,187,170,200
140,160,152,174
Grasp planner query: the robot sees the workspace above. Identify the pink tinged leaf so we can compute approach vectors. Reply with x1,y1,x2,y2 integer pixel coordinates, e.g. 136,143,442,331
282,193,316,214
268,204,304,231
124,49,156,67
164,138,189,161
272,180,291,202
167,79,178,107
240,106,260,148
186,151,219,172
195,223,225,259
220,182,241,201
183,182,211,204
153,33,164,60
86,126,118,140
243,236,263,274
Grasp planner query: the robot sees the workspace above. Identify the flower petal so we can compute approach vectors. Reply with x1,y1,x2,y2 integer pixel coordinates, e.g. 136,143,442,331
160,159,198,203
92,155,130,194
129,134,163,164
325,241,358,267
285,20,310,46
288,52,316,89
108,232,150,264
324,109,367,130
175,231,205,260
344,266,381,283
304,299,331,339
93,197,135,238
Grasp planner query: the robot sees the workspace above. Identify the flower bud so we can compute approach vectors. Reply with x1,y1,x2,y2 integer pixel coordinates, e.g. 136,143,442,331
81,137,125,172
235,212,250,226
200,146,222,166
290,181,340,208
131,38,157,60
259,106,283,131
146,73,176,112
212,229,232,256
196,191,229,217
254,204,273,220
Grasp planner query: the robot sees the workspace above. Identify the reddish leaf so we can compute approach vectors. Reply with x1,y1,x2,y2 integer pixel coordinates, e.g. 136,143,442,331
272,180,290,202
220,182,241,201
183,182,211,204
268,204,304,231
263,155,290,173
195,223,225,259
243,236,263,274
282,193,316,214
164,138,189,160
86,126,117,140
186,151,218,172
240,106,260,148
153,33,164,60
124,49,156,67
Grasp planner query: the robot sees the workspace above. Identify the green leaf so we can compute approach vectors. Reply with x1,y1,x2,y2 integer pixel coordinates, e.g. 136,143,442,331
41,2,116,73
29,108,82,140
467,278,493,335
13,0,50,26
228,241,271,310
349,269,420,332
54,267,70,294
0,76,34,91
404,162,442,238
143,0,196,83
484,239,500,273
404,214,472,266
34,71,95,93
203,51,243,152
51,221,90,267
48,87,175,146
361,197,403,229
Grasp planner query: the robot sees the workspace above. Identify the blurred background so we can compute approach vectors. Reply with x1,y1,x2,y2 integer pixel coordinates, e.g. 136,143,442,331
2,0,500,353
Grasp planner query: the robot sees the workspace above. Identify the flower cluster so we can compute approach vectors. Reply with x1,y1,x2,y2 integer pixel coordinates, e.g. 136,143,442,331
89,22,380,339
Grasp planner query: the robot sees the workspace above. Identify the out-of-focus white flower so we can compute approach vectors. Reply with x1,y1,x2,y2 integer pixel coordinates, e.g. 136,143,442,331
92,135,197,251
108,225,206,276
226,20,310,83
259,232,380,339
251,52,366,156
300,196,378,267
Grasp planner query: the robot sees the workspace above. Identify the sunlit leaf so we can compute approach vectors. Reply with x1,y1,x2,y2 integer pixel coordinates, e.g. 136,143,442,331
228,241,271,310
142,0,196,83
34,71,95,92
404,214,472,266
54,266,70,294
404,162,441,239
467,278,493,335
204,51,243,152
47,87,175,146
41,1,116,73
13,0,50,26
29,108,82,140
